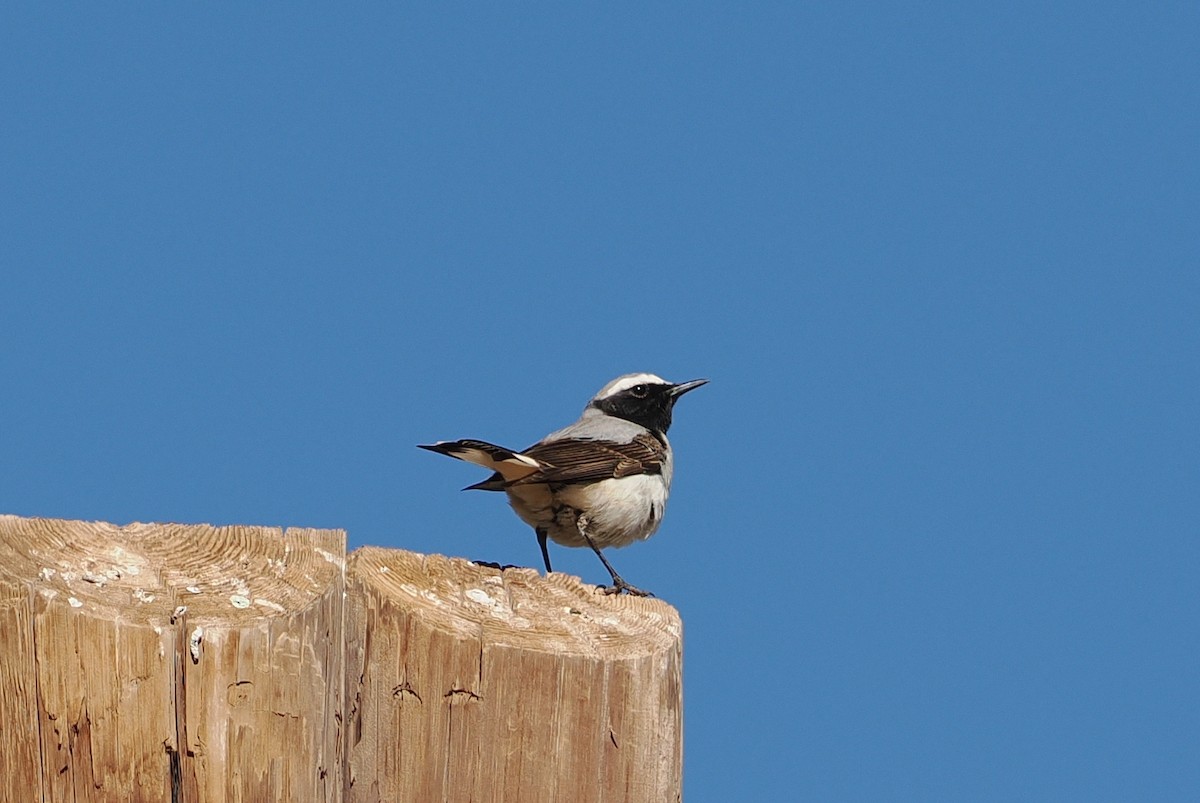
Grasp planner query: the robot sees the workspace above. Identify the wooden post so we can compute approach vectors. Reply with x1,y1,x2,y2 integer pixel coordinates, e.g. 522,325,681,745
0,516,683,802
0,516,345,803
345,547,683,802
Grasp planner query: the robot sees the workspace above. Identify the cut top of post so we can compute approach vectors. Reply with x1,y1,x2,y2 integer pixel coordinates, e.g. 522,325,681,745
0,515,345,626
350,547,681,660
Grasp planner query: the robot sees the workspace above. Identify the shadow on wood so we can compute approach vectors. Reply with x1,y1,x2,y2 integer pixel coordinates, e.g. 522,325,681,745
0,515,682,803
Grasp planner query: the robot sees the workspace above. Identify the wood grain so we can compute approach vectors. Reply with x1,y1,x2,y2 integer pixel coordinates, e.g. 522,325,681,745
0,516,345,803
345,548,682,803
0,516,683,802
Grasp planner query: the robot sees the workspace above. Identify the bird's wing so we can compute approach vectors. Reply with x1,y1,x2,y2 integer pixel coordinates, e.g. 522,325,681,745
507,433,665,486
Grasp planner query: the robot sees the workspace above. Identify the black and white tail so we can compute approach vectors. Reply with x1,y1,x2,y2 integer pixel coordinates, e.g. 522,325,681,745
417,439,543,490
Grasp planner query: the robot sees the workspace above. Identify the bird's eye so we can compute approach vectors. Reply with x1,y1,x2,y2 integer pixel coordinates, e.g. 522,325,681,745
631,385,648,398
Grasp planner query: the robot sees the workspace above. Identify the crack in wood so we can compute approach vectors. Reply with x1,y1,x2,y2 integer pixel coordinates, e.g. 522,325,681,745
444,688,481,703
391,681,422,703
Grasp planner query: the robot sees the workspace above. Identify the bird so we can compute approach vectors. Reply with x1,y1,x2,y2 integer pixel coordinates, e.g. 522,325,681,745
418,373,707,596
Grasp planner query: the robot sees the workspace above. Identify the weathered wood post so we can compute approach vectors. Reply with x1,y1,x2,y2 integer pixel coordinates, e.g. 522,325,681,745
0,516,346,802
345,547,682,802
0,516,683,802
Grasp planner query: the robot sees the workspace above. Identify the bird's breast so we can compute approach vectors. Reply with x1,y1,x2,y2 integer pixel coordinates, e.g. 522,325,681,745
540,474,670,550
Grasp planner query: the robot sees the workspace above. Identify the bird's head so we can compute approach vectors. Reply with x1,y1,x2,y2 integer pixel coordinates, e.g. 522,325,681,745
588,373,708,437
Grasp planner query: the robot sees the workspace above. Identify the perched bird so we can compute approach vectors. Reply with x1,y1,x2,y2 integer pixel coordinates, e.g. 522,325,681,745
419,373,707,596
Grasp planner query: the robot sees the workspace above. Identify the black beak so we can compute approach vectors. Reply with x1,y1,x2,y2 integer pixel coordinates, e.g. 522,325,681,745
668,378,709,398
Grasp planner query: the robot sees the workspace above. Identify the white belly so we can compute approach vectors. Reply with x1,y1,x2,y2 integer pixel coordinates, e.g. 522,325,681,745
506,473,670,550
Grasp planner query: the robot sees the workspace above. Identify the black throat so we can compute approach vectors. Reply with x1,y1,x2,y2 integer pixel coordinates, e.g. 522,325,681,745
594,385,675,441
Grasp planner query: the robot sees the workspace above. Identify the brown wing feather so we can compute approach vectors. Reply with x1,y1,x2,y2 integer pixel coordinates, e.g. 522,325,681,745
507,433,665,486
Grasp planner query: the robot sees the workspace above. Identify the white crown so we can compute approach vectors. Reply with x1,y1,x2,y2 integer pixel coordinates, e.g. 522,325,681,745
593,373,669,400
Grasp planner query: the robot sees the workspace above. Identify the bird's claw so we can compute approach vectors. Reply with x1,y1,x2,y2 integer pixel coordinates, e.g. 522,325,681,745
471,560,519,571
600,577,654,597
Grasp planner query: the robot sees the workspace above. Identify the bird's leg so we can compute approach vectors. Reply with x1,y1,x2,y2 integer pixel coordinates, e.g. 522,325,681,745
471,529,551,573
537,527,553,574
576,514,653,597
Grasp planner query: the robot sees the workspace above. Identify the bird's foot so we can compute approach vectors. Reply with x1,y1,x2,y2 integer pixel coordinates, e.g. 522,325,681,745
599,576,654,597
471,560,519,571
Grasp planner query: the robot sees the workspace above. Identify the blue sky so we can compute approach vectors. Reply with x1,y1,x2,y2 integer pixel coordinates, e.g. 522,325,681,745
2,4,1197,800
